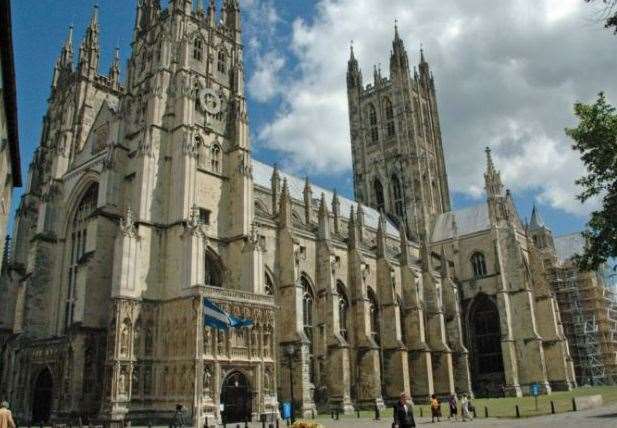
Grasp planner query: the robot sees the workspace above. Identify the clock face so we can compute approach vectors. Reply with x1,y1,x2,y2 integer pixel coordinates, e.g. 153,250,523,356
198,88,222,115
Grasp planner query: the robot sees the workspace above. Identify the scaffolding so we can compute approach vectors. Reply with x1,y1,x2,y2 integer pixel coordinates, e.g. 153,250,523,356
551,266,617,386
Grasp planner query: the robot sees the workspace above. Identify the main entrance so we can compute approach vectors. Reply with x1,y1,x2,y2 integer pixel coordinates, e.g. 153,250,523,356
32,368,53,424
221,371,252,423
468,294,506,397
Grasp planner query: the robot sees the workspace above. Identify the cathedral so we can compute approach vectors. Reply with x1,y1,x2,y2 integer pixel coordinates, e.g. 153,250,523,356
0,1,577,426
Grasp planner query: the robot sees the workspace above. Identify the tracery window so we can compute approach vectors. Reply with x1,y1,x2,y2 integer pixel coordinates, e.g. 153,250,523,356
392,174,405,220
217,49,227,73
385,98,395,137
337,281,349,341
368,288,380,345
64,183,99,331
193,38,203,61
368,103,378,143
471,252,488,278
373,178,385,213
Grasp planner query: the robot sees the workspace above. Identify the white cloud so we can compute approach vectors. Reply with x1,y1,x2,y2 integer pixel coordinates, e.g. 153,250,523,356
247,51,285,102
247,0,617,218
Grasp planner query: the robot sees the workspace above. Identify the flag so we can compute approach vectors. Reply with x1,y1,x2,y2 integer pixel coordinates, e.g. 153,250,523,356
203,298,253,330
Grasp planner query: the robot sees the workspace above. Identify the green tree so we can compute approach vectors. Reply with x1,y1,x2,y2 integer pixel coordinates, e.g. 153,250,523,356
585,0,617,32
566,93,617,271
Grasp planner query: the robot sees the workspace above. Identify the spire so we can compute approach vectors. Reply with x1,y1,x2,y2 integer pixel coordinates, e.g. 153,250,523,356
348,206,360,249
484,146,503,197
529,205,546,230
318,193,330,240
332,189,341,234
377,213,387,258
278,178,291,228
419,46,430,83
347,41,362,89
59,25,74,67
390,21,409,77
79,5,101,76
303,176,313,225
109,46,121,87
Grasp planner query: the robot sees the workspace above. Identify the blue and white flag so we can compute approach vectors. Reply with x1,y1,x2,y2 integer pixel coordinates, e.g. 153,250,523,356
203,298,253,330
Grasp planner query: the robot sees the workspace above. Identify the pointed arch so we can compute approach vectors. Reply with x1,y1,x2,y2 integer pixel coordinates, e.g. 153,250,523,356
391,173,405,220
193,36,204,61
64,181,99,331
384,97,395,137
205,248,225,287
368,287,380,344
217,48,228,73
301,274,316,383
210,143,222,174
368,103,378,143
336,280,350,341
264,269,275,296
471,251,487,278
373,177,385,212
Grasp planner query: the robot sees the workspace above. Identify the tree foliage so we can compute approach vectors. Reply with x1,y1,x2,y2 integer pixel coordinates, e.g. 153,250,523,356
586,0,617,32
566,93,617,271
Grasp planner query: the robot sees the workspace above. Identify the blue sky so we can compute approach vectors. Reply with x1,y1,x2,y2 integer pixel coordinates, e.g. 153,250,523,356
10,0,615,238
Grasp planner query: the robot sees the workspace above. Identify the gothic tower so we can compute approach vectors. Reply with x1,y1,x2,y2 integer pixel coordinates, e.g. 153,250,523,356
347,25,451,241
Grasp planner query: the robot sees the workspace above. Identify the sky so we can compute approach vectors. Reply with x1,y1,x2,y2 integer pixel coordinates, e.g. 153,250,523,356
9,0,617,237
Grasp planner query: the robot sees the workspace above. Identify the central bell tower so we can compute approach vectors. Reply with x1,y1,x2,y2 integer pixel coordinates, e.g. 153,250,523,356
347,25,450,241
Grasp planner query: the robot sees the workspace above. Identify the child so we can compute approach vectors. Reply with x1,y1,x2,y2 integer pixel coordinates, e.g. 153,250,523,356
430,394,441,423
448,394,458,421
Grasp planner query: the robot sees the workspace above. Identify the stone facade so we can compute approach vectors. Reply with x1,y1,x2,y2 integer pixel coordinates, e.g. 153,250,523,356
0,1,575,426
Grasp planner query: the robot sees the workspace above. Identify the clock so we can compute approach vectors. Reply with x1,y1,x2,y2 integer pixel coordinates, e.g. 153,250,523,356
198,88,222,115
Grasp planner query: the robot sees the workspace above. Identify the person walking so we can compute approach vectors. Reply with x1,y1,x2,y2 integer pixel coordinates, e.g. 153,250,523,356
393,392,416,428
171,404,185,428
430,394,441,423
461,394,472,422
0,401,16,428
447,394,458,421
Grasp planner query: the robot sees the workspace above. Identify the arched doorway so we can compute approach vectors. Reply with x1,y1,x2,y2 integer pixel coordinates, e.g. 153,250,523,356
468,294,506,397
221,371,251,423
32,368,53,424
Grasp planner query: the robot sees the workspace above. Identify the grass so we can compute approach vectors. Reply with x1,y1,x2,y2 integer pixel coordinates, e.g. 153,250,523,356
316,386,617,420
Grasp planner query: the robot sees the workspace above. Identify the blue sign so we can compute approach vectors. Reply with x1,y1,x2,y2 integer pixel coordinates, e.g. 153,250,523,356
281,402,292,420
530,383,541,397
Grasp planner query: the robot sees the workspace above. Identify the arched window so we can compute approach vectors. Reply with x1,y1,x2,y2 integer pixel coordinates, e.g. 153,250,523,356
470,294,505,379
193,38,203,61
210,144,221,173
471,252,487,278
392,174,405,220
384,98,395,137
368,103,378,143
217,50,227,73
368,288,380,345
373,178,385,212
337,281,349,341
265,272,274,296
65,183,99,331
205,251,223,287
301,276,316,383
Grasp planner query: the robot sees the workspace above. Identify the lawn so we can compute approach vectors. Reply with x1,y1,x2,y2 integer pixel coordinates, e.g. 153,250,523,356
316,386,617,420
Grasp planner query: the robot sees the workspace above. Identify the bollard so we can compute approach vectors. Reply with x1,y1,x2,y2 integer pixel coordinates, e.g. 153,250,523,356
245,421,249,428
148,421,153,428
276,419,280,428
262,420,266,428
356,408,360,418
473,407,477,419
312,410,315,420
484,406,488,418
420,408,423,418
572,397,577,412
336,409,340,420
374,404,380,421
551,401,556,414
515,404,520,418
331,410,334,419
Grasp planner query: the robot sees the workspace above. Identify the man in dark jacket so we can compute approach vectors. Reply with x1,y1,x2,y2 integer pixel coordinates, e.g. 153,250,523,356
393,392,415,428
